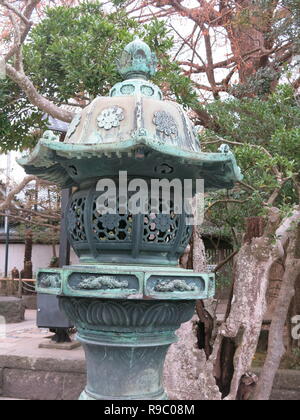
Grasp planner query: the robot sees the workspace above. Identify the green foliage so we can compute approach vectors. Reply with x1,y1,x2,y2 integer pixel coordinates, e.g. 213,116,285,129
1,2,196,152
273,1,300,50
237,0,300,50
229,0,300,97
0,78,47,152
202,85,300,239
1,0,299,250
142,19,199,109
24,3,137,101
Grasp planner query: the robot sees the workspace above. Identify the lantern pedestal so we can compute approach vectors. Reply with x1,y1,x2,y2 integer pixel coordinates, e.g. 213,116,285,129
61,297,195,400
36,265,215,400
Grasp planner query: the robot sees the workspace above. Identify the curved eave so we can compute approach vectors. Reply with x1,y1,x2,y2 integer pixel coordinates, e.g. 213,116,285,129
18,137,243,189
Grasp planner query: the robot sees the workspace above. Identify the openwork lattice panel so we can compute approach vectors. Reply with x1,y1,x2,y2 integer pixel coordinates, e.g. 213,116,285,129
92,199,133,242
68,197,87,242
143,200,180,244
180,224,193,249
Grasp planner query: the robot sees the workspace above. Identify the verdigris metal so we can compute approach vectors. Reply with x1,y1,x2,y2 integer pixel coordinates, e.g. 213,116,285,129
19,37,241,400
37,269,63,295
60,296,195,400
77,276,129,290
117,36,158,79
153,110,178,137
35,263,214,400
36,265,214,300
97,106,125,130
65,182,192,265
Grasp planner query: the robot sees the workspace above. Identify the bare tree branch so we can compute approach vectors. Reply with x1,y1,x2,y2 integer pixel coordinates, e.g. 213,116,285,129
205,198,250,215
214,249,239,273
1,0,74,122
203,137,282,179
0,212,61,231
0,0,31,25
0,175,37,212
5,64,74,121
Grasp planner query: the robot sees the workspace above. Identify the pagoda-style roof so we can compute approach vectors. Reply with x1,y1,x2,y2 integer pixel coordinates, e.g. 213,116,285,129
18,134,242,190
18,38,242,191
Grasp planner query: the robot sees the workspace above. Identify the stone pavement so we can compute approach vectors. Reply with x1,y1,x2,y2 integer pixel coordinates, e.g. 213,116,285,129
0,310,83,357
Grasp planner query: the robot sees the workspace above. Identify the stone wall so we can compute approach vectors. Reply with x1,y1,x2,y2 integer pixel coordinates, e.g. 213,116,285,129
0,355,86,400
0,297,25,324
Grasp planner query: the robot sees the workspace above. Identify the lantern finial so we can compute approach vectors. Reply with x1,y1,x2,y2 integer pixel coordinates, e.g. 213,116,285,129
117,37,157,80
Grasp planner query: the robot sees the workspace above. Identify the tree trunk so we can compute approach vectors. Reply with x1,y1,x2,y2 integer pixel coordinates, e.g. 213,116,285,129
166,209,299,400
253,222,300,400
23,229,33,279
226,0,276,84
165,226,221,400
192,227,207,272
289,274,300,350
213,237,274,399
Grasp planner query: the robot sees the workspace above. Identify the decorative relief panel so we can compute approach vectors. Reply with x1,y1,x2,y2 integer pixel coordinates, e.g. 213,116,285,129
60,297,195,330
67,272,139,294
145,274,206,299
78,276,128,290
97,106,124,130
38,272,61,289
154,279,196,292
153,111,178,137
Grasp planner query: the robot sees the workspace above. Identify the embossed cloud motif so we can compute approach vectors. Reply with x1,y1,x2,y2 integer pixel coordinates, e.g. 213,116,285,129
97,106,124,130
100,214,122,230
77,276,129,290
153,214,173,233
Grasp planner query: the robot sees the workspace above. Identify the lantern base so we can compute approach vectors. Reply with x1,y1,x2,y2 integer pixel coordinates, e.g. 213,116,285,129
36,264,215,400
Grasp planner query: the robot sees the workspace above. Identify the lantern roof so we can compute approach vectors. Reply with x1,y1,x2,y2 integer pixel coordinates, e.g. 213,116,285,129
18,39,242,191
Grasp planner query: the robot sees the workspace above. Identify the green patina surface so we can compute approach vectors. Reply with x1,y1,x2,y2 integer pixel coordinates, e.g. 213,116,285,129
18,136,242,190
36,265,215,300
117,36,157,80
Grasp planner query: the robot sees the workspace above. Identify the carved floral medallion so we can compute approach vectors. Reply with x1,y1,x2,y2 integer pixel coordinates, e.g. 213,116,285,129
97,106,125,130
153,111,178,137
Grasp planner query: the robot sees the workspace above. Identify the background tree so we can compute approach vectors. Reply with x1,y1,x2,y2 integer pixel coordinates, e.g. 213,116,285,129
125,0,300,400
0,176,61,272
